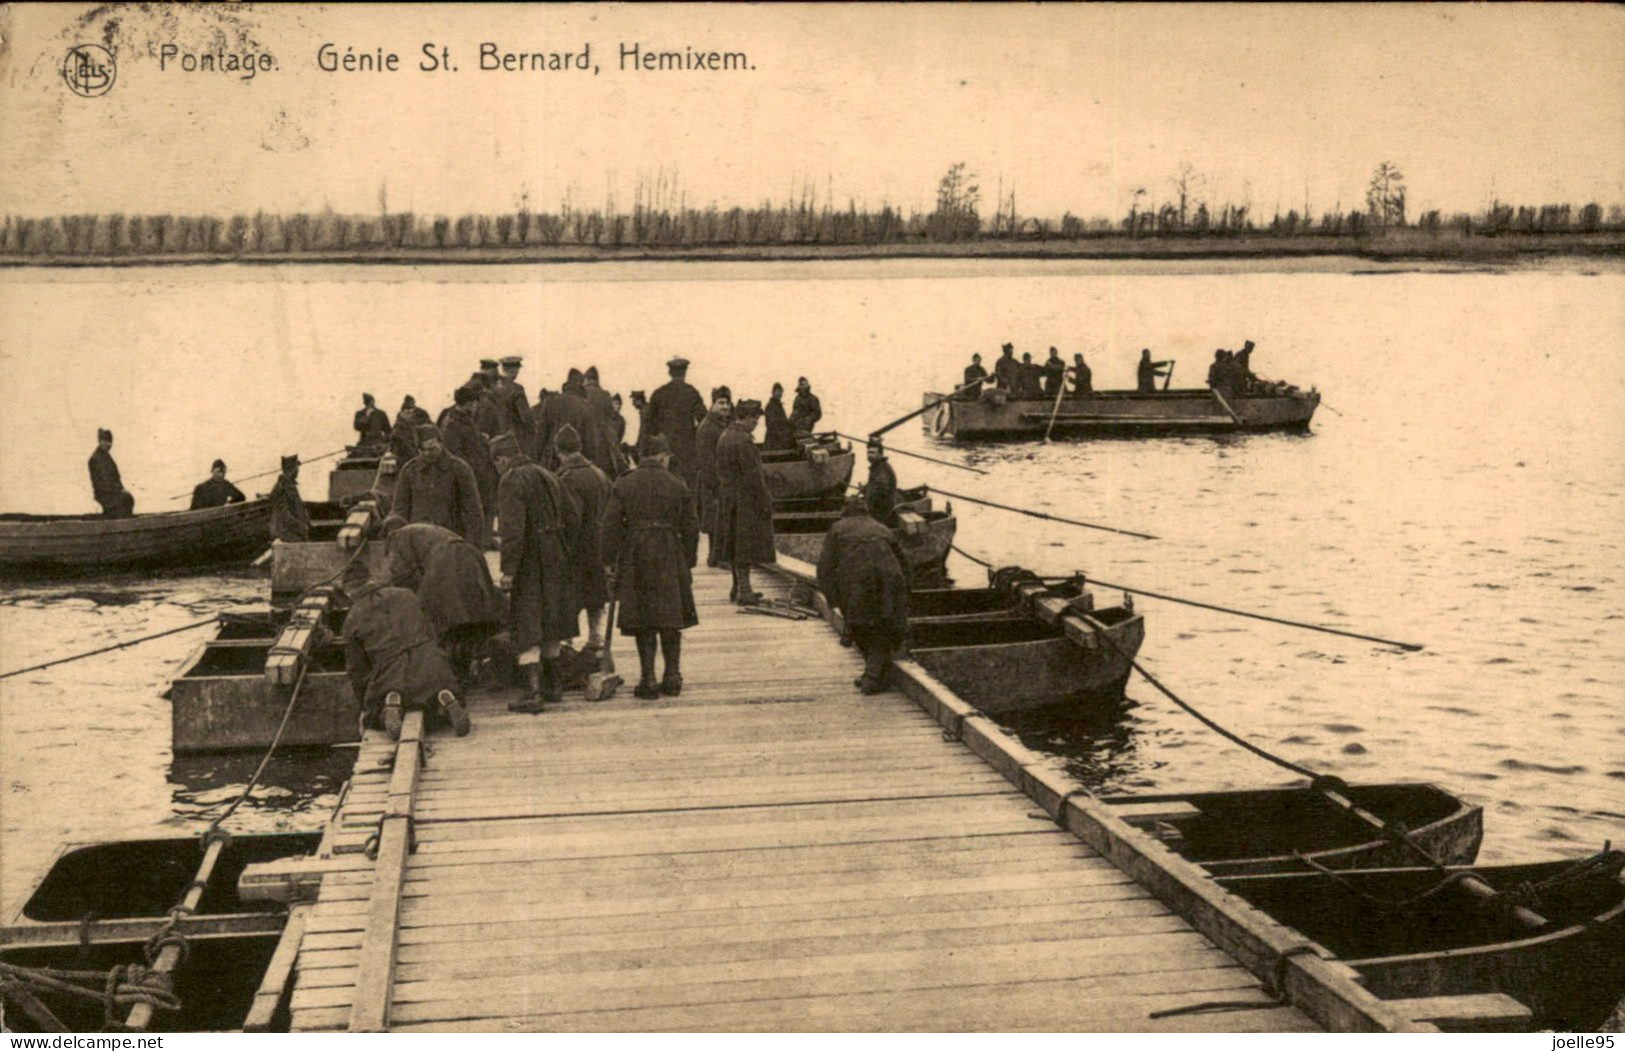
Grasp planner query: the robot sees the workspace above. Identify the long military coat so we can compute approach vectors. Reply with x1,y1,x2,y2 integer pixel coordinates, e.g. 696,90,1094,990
694,409,730,536
864,457,898,522
816,508,909,639
763,396,794,451
440,405,499,520
394,452,485,547
268,473,310,542
600,461,698,633
789,391,823,435
555,452,612,610
342,581,459,713
534,386,598,472
385,522,505,639
714,422,777,565
647,380,706,488
497,457,580,650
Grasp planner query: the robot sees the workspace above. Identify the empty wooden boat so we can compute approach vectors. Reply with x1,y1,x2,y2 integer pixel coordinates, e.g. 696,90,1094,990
904,571,1143,711
760,433,855,501
1,832,322,1031
0,499,273,577
924,386,1320,440
1214,853,1625,1030
169,630,358,753
1099,782,1484,876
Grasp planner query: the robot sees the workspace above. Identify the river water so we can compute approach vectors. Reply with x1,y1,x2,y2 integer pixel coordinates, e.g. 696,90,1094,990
2,257,1621,914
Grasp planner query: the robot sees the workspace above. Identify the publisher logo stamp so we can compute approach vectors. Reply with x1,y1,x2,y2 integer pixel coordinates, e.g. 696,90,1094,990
63,45,116,97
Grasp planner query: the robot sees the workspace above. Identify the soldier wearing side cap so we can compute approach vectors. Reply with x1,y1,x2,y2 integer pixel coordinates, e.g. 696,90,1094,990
393,424,486,546
267,454,310,542
87,428,135,518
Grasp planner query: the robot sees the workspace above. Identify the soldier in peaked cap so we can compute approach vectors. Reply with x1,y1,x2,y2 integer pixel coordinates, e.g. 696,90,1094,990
647,356,706,493
494,355,536,457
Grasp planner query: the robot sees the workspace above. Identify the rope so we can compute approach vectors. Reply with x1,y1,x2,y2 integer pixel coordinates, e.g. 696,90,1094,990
925,484,1159,541
165,447,347,501
830,432,987,475
951,543,992,567
0,618,218,679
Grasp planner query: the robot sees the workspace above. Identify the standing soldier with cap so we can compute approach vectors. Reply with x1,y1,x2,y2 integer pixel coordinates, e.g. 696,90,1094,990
88,428,135,518
491,432,581,712
494,356,536,457
818,494,910,694
694,387,733,567
353,394,391,452
190,459,246,510
1042,347,1067,398
535,368,597,472
647,356,707,492
474,359,502,437
993,343,1020,392
339,558,472,740
601,435,699,699
863,440,898,522
393,424,486,546
553,424,613,663
763,382,794,450
268,454,310,542
440,383,500,544
789,377,823,436
628,390,651,457
715,398,776,605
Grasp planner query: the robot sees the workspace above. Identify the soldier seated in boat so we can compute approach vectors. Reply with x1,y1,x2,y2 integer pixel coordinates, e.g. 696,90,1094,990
1069,353,1093,397
189,459,246,510
864,440,898,522
961,353,988,399
339,558,472,740
1136,348,1172,392
88,428,135,518
818,494,910,695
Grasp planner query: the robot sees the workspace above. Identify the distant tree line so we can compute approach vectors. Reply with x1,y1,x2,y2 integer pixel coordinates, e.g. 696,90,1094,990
3,163,1622,257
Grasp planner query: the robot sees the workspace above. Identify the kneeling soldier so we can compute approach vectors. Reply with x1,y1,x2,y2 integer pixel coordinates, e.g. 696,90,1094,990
339,559,472,739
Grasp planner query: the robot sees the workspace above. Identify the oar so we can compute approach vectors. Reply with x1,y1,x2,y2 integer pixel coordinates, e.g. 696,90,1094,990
867,374,997,440
1162,359,1176,391
166,447,347,501
1210,387,1244,426
925,485,1158,541
1041,377,1069,442
831,432,986,475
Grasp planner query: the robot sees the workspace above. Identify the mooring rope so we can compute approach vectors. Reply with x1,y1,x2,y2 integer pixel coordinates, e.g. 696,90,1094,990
0,618,220,680
925,484,1159,541
165,447,347,501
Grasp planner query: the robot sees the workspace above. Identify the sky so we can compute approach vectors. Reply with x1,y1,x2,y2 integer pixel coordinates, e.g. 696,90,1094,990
2,3,1622,222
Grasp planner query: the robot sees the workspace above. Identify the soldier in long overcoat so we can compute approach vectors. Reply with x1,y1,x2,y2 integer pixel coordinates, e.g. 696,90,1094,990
494,356,536,458
553,424,613,654
694,388,733,567
601,435,698,699
393,426,486,547
789,377,823,436
714,399,776,605
267,454,310,542
581,367,626,477
492,432,580,711
763,384,794,451
441,384,500,542
339,559,471,739
646,357,707,492
817,495,910,694
382,518,505,690
863,441,898,522
535,370,598,472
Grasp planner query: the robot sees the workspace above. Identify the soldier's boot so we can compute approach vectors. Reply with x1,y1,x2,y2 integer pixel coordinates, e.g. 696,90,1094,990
437,689,472,737
508,665,544,714
659,630,683,696
633,631,661,699
382,691,404,740
733,565,763,606
540,658,565,704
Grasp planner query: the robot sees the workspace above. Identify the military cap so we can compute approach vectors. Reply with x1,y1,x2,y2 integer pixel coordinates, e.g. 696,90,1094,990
488,432,522,459
643,435,671,456
479,358,499,369
500,355,523,368
667,356,690,370
553,423,582,453
584,366,600,382
211,459,227,472
281,453,300,469
735,398,764,418
416,424,442,444
98,428,113,441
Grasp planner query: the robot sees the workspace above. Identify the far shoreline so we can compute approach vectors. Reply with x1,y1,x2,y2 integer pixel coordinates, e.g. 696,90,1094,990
2,232,1623,272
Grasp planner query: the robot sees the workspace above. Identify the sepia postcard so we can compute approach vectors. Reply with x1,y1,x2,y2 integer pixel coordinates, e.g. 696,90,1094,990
1,1,1621,1038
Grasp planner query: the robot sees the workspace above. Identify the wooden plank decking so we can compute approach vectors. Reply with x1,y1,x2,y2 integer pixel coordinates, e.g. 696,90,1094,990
281,564,1321,1032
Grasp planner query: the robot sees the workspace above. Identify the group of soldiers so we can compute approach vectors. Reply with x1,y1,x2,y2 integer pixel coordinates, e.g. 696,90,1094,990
264,354,899,741
955,339,1265,398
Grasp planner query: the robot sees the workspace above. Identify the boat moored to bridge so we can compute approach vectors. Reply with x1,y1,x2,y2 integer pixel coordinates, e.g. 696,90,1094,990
924,386,1321,440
